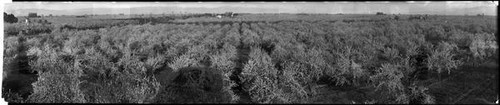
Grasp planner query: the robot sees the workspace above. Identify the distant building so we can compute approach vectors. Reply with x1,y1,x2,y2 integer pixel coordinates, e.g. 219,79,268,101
28,13,38,18
376,12,385,15
119,13,124,15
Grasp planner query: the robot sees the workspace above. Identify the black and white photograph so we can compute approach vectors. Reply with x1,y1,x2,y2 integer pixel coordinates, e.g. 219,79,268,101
1,1,498,104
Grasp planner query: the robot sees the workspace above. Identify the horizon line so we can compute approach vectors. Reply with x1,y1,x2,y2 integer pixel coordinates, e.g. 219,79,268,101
10,12,496,17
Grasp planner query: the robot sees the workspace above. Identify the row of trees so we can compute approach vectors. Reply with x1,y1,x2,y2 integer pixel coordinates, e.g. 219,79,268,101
3,18,145,36
3,15,497,103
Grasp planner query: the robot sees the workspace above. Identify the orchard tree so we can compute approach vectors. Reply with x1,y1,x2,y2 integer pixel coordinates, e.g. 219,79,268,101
427,41,462,75
27,45,86,103
469,33,497,66
209,43,239,103
369,63,408,104
240,47,283,103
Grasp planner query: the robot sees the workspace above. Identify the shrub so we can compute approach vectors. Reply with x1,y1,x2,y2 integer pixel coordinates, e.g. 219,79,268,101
369,63,407,104
371,64,404,91
209,43,239,103
469,33,497,65
241,25,261,48
27,46,86,103
448,30,473,48
185,45,210,64
96,37,122,62
326,46,366,86
293,47,327,82
78,47,161,103
240,47,283,103
380,47,401,63
408,86,435,104
222,24,241,47
168,44,211,71
270,42,291,63
427,41,462,74
144,54,167,74
4,36,21,58
278,61,312,103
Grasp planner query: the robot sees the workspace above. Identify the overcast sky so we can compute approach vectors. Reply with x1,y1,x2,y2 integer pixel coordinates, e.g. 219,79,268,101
3,1,498,16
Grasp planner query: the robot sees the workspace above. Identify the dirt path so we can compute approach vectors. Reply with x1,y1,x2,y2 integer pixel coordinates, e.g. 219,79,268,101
2,36,39,99
228,22,253,104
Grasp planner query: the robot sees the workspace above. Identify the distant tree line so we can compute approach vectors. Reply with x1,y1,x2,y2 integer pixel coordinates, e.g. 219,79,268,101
4,12,18,23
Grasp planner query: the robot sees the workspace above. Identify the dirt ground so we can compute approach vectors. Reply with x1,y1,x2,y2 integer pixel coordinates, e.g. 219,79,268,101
309,61,498,104
428,62,498,104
